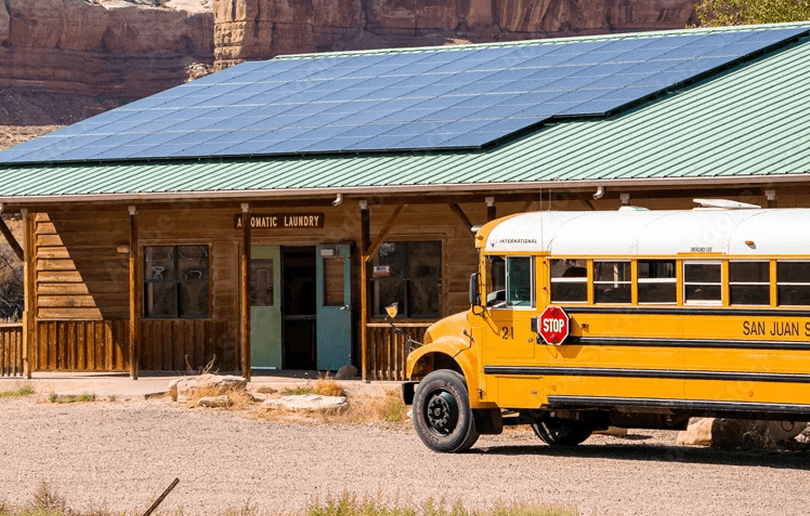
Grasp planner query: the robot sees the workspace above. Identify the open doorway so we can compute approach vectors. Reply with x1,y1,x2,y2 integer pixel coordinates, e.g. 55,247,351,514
282,246,317,369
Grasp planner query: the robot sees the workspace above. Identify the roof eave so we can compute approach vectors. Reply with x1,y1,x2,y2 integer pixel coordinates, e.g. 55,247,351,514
1,173,808,207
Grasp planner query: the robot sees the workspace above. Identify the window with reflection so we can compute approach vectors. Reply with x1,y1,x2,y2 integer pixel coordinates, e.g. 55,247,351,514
777,261,810,306
371,241,441,318
550,258,588,302
730,261,770,306
593,261,631,304
683,261,722,305
144,245,209,318
638,260,676,304
486,256,534,308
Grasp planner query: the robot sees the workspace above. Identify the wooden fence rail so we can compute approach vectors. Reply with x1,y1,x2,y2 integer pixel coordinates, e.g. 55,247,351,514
366,323,430,381
0,324,23,377
35,320,129,371
140,319,237,372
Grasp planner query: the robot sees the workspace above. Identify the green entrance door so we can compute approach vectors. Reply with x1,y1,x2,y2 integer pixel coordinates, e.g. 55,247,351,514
316,244,352,371
250,245,282,369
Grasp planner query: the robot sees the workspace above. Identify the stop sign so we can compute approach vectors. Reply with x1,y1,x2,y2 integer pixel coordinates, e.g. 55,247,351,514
539,306,569,345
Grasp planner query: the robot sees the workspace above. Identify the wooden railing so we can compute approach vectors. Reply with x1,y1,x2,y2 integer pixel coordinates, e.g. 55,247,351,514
140,319,237,372
0,324,23,376
366,322,430,381
35,320,129,371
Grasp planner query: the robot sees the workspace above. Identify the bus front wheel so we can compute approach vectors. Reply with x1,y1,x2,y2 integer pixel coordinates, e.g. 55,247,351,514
412,370,479,453
531,420,593,446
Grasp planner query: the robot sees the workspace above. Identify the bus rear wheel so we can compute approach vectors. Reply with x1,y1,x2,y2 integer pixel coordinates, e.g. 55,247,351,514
412,370,479,453
531,420,593,446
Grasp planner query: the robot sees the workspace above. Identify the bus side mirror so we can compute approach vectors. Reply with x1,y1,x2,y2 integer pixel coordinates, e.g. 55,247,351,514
469,273,481,306
385,302,399,319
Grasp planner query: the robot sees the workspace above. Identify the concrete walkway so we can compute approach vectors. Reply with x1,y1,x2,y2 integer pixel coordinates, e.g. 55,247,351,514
0,371,401,400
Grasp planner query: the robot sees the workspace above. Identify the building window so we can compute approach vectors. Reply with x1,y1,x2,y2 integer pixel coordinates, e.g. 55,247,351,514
593,261,631,304
638,260,676,304
486,256,534,308
550,259,588,303
777,261,810,306
729,261,770,306
144,245,209,318
371,241,441,318
683,261,722,305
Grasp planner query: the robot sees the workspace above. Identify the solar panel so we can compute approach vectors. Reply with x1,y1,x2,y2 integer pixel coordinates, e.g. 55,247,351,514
2,25,807,163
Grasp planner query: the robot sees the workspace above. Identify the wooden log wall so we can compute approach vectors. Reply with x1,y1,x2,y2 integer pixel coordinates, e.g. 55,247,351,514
35,212,129,320
34,320,128,371
367,323,429,381
140,319,237,372
0,324,23,376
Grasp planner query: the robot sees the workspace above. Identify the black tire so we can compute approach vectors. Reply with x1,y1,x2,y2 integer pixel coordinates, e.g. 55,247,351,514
412,370,479,453
531,420,593,446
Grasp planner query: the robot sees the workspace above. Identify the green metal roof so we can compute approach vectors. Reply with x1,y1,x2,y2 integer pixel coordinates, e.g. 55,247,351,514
0,22,809,203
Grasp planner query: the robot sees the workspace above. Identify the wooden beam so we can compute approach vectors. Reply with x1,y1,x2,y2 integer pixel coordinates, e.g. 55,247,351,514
0,216,23,261
240,203,251,381
21,209,34,378
359,201,369,381
486,197,496,223
448,203,475,237
128,206,140,380
364,204,405,264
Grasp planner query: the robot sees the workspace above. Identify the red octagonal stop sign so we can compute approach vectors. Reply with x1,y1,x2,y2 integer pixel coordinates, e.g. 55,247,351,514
539,306,569,345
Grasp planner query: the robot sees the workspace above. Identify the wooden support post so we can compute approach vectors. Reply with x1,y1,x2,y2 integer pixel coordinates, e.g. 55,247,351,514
366,204,405,259
765,189,777,209
128,206,140,380
362,203,405,381
240,203,251,381
448,203,475,237
0,216,23,261
21,209,34,379
360,200,370,381
486,197,496,223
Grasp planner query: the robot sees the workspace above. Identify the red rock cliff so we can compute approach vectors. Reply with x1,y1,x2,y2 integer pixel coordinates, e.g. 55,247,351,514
214,0,697,67
0,0,214,100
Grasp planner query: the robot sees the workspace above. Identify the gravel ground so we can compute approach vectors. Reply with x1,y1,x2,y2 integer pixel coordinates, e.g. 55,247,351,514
1,396,809,516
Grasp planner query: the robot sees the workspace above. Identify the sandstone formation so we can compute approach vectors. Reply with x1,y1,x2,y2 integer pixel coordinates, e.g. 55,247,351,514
262,393,349,413
213,0,697,68
168,373,247,403
0,0,214,119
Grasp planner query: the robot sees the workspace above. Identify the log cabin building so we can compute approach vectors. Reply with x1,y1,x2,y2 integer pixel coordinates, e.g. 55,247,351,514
0,23,809,380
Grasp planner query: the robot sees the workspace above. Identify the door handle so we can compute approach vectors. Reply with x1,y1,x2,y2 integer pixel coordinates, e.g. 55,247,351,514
340,305,351,311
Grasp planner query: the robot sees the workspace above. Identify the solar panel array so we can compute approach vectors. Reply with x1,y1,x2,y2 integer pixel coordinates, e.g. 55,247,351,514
1,26,806,163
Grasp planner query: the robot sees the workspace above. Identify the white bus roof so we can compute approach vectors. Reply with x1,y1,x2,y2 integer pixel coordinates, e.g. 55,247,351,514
480,207,810,256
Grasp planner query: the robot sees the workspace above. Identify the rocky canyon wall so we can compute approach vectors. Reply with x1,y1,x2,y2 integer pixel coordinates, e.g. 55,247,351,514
214,0,697,68
0,0,214,103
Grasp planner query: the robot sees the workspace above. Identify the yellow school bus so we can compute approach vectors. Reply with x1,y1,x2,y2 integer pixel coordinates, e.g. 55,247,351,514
400,201,810,452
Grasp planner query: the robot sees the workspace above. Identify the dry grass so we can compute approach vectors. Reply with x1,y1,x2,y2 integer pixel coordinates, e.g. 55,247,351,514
0,484,577,516
184,384,255,410
281,376,347,397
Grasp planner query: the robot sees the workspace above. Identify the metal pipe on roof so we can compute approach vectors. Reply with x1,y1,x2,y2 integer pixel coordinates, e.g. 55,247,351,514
593,186,605,200
332,193,343,207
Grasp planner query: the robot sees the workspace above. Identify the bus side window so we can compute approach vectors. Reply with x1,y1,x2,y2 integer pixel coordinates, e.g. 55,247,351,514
729,261,770,305
550,259,587,302
684,261,722,305
777,261,810,305
593,261,631,304
638,260,676,304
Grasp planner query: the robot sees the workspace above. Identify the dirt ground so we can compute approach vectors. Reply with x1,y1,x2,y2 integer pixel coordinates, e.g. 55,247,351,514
1,395,809,516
